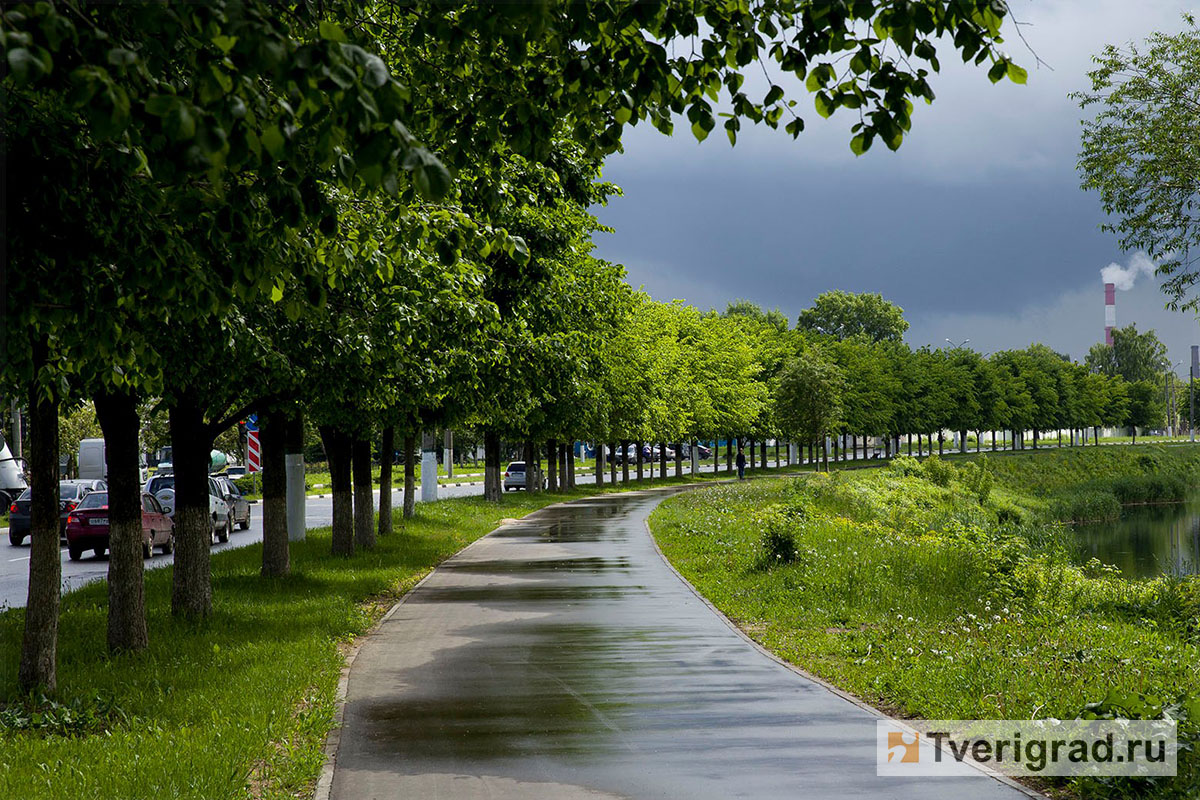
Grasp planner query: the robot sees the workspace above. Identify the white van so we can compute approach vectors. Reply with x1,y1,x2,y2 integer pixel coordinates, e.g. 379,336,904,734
78,439,149,484
0,431,28,508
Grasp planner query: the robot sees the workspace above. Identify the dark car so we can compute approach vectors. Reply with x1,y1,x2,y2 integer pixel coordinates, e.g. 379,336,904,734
64,491,174,561
211,474,251,530
8,479,107,546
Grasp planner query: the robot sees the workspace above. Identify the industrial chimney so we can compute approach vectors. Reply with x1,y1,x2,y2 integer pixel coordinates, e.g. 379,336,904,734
1104,282,1116,346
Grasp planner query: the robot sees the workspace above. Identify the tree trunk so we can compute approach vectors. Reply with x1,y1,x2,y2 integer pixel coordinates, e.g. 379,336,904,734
352,435,375,551
19,361,61,692
261,410,289,577
594,443,604,487
635,440,644,482
525,439,542,493
726,438,733,472
566,445,575,488
609,441,617,485
483,430,502,502
546,438,558,492
378,426,394,537
320,426,354,556
621,440,629,483
821,437,829,471
286,412,306,541
404,433,417,517
169,397,214,620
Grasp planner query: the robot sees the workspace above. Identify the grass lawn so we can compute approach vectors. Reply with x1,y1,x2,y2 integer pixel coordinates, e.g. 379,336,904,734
0,466,755,799
649,445,1200,798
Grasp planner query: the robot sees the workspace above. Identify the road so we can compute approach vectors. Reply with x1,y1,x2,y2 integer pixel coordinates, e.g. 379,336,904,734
327,489,1032,800
0,482,487,610
0,459,765,610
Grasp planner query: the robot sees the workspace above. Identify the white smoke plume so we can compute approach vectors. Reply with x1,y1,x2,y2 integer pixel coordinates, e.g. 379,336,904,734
1100,252,1157,291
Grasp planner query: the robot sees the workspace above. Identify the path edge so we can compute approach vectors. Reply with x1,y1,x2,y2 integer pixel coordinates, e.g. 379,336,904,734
641,492,1048,800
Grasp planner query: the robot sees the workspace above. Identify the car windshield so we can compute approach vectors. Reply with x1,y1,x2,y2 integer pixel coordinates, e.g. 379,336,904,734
506,463,526,472
78,492,108,510
148,476,175,492
17,489,31,501
60,484,84,499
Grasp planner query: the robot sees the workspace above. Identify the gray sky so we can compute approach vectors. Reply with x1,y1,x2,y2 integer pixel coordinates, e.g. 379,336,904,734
592,0,1200,373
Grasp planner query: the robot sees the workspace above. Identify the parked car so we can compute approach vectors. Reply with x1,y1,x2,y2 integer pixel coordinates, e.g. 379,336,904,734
211,474,251,530
223,465,248,479
142,473,233,544
8,479,107,546
503,461,547,491
64,491,174,560
649,445,677,461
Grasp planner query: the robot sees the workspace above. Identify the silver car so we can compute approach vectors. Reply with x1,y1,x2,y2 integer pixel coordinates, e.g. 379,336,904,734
142,473,234,544
503,461,546,491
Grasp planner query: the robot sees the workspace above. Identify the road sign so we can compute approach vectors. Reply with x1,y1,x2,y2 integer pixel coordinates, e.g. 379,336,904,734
247,414,261,473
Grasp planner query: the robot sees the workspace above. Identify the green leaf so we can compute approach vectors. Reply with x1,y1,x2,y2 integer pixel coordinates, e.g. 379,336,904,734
362,54,389,88
814,92,833,119
212,35,238,53
987,60,1007,83
261,125,285,159
7,48,45,84
106,47,137,67
319,21,348,43
614,106,632,125
144,94,179,117
1006,63,1028,85
849,132,872,155
691,119,710,142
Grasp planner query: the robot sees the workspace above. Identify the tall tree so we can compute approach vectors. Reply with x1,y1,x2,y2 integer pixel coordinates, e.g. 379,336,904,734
1085,325,1170,383
796,291,909,343
1076,14,1200,310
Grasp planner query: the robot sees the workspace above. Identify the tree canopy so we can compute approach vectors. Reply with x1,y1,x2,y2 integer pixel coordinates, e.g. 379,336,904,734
1076,14,1200,311
796,290,909,342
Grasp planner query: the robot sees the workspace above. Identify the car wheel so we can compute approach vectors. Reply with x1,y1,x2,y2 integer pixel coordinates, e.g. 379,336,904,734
238,515,250,531
9,531,23,546
143,539,153,559
68,546,82,561
218,517,230,543
94,546,106,558
161,529,175,555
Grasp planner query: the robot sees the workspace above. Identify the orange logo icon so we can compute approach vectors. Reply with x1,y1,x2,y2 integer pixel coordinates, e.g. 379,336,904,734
887,731,920,763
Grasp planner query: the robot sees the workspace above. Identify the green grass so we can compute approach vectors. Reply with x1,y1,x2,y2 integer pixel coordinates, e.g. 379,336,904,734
649,446,1200,798
0,465,758,799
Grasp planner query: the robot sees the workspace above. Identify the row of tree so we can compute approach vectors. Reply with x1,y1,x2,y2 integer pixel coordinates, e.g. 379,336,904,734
0,0,1030,694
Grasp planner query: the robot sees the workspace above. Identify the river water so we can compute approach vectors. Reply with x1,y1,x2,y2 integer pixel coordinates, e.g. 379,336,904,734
1075,493,1200,579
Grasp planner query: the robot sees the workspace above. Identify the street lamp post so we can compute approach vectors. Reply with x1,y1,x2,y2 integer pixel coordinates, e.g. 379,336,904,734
945,338,971,350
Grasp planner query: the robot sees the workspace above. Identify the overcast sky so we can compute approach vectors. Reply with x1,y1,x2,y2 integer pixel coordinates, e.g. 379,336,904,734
592,0,1200,373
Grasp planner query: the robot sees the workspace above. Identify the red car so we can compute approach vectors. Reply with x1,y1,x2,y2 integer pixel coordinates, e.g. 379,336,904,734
64,491,175,561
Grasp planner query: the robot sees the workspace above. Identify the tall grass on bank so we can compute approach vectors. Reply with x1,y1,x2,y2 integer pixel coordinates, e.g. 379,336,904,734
650,447,1200,799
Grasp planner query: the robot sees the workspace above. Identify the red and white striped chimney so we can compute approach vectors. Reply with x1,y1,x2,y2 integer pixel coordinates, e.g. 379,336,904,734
1104,282,1116,346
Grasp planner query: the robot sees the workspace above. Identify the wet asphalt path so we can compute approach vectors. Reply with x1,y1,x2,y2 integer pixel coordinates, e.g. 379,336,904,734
330,490,1031,799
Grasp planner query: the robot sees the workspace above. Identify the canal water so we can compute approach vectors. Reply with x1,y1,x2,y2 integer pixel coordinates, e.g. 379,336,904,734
1075,492,1200,579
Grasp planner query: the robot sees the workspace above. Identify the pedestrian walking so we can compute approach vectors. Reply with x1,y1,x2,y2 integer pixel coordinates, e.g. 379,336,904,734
736,446,746,479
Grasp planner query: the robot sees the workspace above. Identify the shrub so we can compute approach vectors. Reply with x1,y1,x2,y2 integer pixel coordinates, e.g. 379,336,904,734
888,455,922,477
233,475,256,495
958,457,993,504
920,454,955,487
758,512,801,568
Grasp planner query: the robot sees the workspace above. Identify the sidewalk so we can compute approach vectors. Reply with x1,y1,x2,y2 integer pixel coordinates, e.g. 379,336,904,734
324,491,1036,800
